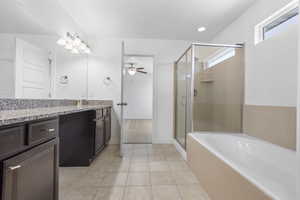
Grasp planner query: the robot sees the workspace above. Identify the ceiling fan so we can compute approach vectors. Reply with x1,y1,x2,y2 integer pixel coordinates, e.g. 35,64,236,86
125,62,147,76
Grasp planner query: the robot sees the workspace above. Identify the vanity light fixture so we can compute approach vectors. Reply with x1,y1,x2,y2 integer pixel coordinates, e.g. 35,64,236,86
197,27,207,32
57,32,91,54
71,48,80,54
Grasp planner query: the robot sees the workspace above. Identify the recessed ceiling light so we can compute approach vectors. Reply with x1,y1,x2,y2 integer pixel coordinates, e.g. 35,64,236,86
197,27,206,32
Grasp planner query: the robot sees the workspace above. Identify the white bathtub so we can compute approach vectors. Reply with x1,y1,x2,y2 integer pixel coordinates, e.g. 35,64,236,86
189,132,297,200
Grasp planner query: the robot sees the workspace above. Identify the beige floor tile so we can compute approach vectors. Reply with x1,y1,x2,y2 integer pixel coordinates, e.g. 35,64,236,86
129,162,149,172
97,153,120,162
133,144,151,149
131,155,149,163
71,172,104,187
172,171,199,185
63,186,98,200
148,150,164,157
59,143,205,200
59,167,89,187
148,155,166,162
94,187,125,200
123,186,152,200
151,144,166,149
165,154,184,161
168,161,190,171
150,172,176,185
152,185,181,200
178,184,210,200
127,172,151,186
149,161,170,172
102,161,130,172
125,120,152,144
59,185,72,200
133,148,148,154
100,172,128,186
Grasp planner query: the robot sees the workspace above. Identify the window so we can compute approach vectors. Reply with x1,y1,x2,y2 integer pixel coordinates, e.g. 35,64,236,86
205,48,235,69
255,0,299,45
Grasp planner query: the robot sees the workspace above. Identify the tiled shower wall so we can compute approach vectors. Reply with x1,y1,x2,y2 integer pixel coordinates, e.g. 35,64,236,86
243,105,296,150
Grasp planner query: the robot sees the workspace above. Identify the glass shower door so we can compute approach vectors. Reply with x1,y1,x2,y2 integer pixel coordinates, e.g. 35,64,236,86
175,49,192,149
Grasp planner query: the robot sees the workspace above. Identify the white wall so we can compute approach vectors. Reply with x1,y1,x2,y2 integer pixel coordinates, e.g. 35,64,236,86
124,73,153,119
211,0,298,107
0,34,15,98
87,55,122,145
55,52,88,99
297,8,300,199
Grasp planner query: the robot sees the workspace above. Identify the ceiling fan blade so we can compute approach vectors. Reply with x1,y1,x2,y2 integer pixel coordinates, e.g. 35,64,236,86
136,67,144,70
137,71,147,74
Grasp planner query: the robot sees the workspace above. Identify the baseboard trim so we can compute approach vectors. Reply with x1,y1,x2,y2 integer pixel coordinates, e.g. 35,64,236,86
173,139,187,161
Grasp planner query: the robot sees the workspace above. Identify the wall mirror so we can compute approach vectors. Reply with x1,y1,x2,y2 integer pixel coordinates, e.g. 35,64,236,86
0,1,89,100
0,34,89,100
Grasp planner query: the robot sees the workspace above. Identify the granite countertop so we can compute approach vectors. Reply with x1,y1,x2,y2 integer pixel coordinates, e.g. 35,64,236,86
0,104,112,126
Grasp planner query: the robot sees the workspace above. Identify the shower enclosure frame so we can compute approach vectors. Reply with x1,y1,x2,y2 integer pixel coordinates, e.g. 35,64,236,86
174,42,244,150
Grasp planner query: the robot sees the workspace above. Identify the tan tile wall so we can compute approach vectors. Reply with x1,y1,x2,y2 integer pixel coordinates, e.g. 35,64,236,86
193,48,244,133
243,105,296,150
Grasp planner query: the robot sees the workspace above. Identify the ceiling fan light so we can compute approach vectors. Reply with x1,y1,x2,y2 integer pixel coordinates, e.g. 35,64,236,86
197,26,206,32
128,68,136,76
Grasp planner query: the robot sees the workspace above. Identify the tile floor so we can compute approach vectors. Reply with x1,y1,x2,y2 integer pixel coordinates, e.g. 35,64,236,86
60,144,210,200
124,120,152,143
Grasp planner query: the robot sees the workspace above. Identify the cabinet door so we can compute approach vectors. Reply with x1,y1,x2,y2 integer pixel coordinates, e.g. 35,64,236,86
2,139,58,200
105,115,111,144
59,112,94,166
95,119,105,154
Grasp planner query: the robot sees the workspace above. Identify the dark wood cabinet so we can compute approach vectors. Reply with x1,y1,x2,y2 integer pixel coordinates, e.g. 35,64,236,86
2,139,58,200
104,108,111,145
59,108,112,166
59,111,94,167
0,118,59,200
28,119,59,146
0,126,26,160
94,115,105,156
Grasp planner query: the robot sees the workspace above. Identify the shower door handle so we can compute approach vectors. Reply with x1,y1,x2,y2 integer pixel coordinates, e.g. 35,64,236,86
194,89,198,97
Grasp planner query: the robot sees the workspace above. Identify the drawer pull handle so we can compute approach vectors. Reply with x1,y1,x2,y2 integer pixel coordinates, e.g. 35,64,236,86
48,128,55,132
9,165,21,170
40,128,55,133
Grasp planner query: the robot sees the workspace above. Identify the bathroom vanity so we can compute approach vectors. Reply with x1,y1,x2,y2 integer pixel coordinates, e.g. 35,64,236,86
0,103,112,200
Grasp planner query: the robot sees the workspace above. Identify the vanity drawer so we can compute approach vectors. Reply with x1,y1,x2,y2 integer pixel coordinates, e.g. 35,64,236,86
28,118,59,145
0,126,26,159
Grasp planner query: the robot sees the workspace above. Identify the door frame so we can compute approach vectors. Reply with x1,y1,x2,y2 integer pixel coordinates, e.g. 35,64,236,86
120,42,156,153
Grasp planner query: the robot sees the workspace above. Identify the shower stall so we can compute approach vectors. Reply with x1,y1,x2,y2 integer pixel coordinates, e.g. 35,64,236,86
174,43,245,149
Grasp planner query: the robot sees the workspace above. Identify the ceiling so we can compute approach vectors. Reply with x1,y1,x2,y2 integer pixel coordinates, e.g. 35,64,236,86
57,0,257,41
1,0,257,41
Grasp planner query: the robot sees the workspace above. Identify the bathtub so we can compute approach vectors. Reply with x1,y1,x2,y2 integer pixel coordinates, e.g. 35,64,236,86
187,132,296,200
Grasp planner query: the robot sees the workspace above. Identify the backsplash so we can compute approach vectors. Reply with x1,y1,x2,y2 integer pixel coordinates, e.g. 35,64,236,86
0,99,113,111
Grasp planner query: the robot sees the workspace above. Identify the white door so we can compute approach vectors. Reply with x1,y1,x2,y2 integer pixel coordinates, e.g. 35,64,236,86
119,41,126,156
15,38,52,99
